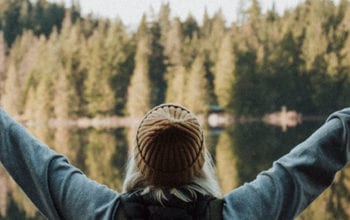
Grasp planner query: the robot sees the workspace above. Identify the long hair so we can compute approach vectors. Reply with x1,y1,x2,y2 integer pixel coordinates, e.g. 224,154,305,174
122,144,222,203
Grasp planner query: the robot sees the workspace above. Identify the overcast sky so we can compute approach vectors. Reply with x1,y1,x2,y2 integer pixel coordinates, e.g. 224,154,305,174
47,0,322,27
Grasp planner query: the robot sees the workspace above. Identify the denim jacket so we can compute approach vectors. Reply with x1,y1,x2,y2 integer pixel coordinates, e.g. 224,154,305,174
0,108,349,219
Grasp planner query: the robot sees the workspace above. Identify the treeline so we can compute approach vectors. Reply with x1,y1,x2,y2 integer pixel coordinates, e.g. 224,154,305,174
1,0,350,122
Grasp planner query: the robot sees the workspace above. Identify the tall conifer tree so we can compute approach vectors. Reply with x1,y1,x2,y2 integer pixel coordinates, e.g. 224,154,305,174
164,19,187,104
214,33,235,109
126,15,152,117
149,21,166,105
0,32,7,101
184,54,210,114
1,63,22,115
30,36,56,123
84,20,129,117
2,31,39,115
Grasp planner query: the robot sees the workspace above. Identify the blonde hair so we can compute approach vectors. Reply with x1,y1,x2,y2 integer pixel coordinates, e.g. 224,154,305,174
122,145,222,202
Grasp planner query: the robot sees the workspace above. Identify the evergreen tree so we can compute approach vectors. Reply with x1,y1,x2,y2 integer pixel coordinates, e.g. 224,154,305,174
33,66,54,123
50,27,75,120
55,14,85,118
164,18,183,66
300,2,328,70
18,34,56,123
158,3,171,46
2,31,39,115
27,36,56,123
201,8,211,38
148,21,166,105
18,0,32,29
165,66,187,104
83,20,128,117
232,49,260,115
214,32,235,109
182,32,201,68
242,0,263,49
126,17,152,117
200,12,226,107
163,18,187,104
0,32,7,102
338,1,350,109
0,0,69,46
184,54,210,114
7,30,37,68
1,63,22,115
201,10,226,65
107,20,133,116
0,0,22,46
298,1,350,114
54,66,72,120
83,23,113,117
246,0,261,26
182,15,199,39
31,0,66,36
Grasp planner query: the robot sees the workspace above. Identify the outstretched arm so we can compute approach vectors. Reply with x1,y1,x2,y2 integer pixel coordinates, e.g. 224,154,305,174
223,108,350,220
0,109,120,219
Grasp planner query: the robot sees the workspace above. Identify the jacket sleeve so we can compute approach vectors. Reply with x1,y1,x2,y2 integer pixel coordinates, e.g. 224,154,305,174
0,109,120,220
223,108,350,220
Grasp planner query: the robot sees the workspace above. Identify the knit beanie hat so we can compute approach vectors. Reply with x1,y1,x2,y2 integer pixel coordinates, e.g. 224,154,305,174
134,103,205,187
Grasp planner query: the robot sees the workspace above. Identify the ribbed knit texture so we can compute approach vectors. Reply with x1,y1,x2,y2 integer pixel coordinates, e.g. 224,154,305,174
135,103,204,187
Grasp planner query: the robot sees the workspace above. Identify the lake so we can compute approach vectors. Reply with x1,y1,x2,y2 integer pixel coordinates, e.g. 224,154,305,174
0,118,349,219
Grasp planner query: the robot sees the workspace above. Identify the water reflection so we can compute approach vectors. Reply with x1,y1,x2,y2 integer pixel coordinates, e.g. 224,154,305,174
0,166,9,217
1,120,350,219
215,130,239,192
84,128,128,190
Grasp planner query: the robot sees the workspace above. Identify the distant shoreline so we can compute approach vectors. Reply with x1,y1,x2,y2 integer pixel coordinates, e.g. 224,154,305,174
12,112,326,130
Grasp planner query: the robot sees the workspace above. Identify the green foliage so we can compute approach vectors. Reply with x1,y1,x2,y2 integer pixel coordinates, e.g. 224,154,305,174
0,0,75,46
214,33,235,109
1,63,22,115
184,54,210,114
182,15,199,39
126,20,152,117
163,18,183,66
83,21,121,116
53,21,82,119
165,65,187,103
148,21,166,105
24,36,56,123
0,0,350,120
1,31,40,115
0,32,6,101
200,11,226,69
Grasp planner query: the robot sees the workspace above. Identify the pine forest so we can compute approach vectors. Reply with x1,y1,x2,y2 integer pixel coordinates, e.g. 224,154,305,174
1,0,350,122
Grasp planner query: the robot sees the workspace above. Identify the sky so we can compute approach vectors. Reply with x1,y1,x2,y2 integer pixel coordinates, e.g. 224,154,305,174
48,0,305,27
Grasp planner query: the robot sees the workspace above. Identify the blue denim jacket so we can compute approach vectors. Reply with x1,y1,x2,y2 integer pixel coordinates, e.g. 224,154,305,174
0,108,349,219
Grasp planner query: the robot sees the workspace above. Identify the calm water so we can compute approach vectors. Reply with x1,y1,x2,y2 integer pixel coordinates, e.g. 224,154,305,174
1,120,350,220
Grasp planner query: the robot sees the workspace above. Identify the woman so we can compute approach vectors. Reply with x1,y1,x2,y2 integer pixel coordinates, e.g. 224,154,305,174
0,103,349,219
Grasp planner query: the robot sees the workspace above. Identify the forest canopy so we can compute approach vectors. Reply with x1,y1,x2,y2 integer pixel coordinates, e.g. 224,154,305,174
0,0,350,122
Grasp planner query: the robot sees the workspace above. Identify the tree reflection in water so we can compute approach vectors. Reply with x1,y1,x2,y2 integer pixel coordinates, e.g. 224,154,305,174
0,121,350,219
0,165,10,217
